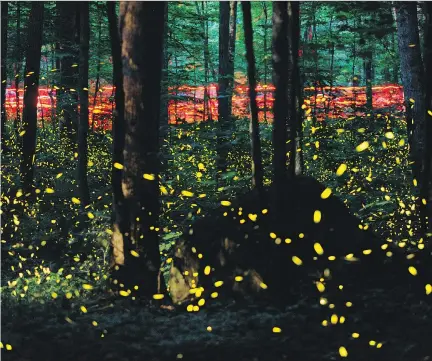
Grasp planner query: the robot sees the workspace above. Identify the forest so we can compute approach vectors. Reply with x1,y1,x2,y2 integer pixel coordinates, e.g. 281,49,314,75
1,1,432,360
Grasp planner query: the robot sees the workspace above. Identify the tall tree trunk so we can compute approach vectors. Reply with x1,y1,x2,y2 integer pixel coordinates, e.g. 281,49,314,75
272,2,290,221
91,4,103,132
290,2,303,176
422,2,432,235
20,2,44,194
262,1,269,123
78,2,90,207
396,2,426,187
217,2,231,177
160,5,169,137
196,2,212,122
1,1,8,152
227,1,237,118
14,1,21,137
242,1,264,195
57,2,79,142
107,0,126,292
364,49,373,110
112,2,166,298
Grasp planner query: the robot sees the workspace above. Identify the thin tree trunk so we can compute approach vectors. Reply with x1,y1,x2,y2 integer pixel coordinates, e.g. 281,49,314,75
242,1,264,194
160,5,169,136
91,4,103,132
78,2,90,207
20,2,44,194
364,49,373,110
107,0,126,290
57,2,79,142
325,15,334,115
262,1,268,123
421,2,432,235
227,1,237,118
217,2,231,177
113,2,166,298
14,1,21,137
396,2,426,186
1,1,8,151
197,2,212,122
290,2,303,176
272,2,289,220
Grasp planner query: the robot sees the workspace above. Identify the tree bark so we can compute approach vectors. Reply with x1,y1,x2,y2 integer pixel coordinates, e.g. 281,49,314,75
91,3,103,132
14,1,21,137
160,5,169,137
1,1,8,151
262,1,269,123
78,2,90,207
112,2,166,298
396,2,425,187
272,2,289,221
422,2,432,235
227,1,237,118
242,1,264,195
217,2,231,177
57,2,79,142
20,2,44,194
107,0,126,292
364,49,373,110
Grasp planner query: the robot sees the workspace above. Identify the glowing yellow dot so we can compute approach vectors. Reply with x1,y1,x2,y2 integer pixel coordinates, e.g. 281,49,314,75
321,188,332,199
356,141,369,152
408,266,417,276
314,243,324,255
339,346,348,357
272,327,282,333
313,210,322,223
292,256,303,266
336,164,347,176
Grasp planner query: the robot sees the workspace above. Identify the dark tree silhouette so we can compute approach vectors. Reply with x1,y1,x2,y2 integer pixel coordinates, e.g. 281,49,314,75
422,2,432,235
227,1,237,118
56,2,79,141
217,2,230,176
107,0,126,288
272,2,299,221
77,1,90,207
1,1,8,152
20,2,44,194
242,1,264,194
396,3,425,186
111,2,166,298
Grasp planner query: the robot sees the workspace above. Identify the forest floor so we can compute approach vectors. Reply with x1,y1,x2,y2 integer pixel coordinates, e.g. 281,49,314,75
2,111,432,360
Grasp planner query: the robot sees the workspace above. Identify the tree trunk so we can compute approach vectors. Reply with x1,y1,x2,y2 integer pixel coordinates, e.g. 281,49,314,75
14,1,21,137
160,5,169,137
262,1,268,123
272,2,290,221
91,4,103,132
227,1,237,118
364,49,373,110
396,2,426,187
422,2,432,235
217,2,231,177
20,2,44,194
107,0,126,291
1,1,8,151
112,2,166,298
57,2,79,142
242,1,264,195
196,2,212,122
290,2,303,177
78,2,90,207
